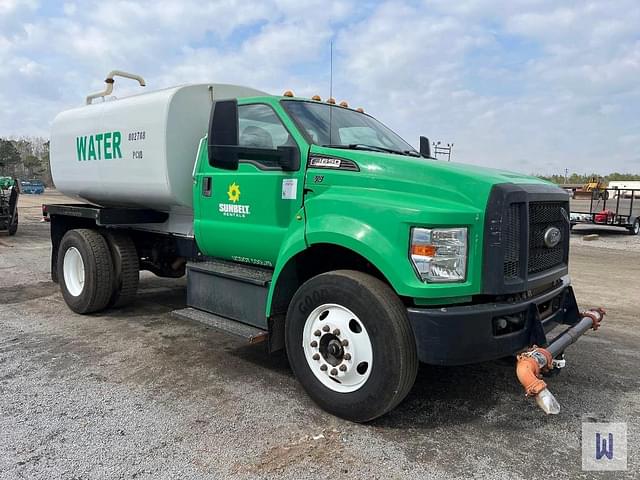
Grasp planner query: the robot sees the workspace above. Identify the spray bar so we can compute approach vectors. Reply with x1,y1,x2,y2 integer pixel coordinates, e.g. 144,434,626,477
516,308,605,414
86,70,146,105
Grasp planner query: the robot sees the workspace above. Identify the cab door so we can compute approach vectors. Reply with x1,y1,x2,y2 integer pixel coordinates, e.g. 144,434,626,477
194,102,305,267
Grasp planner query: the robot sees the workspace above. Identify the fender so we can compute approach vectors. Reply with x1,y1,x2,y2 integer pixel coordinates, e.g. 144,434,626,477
265,211,420,316
265,207,308,316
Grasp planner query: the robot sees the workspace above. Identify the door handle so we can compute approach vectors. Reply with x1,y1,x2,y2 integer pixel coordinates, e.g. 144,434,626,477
202,176,212,197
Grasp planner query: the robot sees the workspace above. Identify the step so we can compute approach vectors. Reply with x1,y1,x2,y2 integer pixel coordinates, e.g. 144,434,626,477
186,259,272,329
187,259,273,286
172,307,268,344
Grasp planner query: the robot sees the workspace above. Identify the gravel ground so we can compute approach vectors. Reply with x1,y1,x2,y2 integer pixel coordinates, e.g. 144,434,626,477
0,191,638,479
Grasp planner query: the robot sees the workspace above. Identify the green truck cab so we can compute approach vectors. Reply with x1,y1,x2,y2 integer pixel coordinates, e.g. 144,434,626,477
46,82,604,422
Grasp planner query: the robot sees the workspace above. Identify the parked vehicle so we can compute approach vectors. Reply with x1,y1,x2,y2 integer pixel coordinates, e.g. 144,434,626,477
562,177,608,200
44,71,605,422
571,188,640,235
20,179,45,194
0,176,19,235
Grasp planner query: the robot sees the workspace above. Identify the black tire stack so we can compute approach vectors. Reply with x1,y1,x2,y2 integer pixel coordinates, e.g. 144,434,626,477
57,229,139,314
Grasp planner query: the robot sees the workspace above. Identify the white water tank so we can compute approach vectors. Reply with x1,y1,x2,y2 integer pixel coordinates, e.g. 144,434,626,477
51,83,267,210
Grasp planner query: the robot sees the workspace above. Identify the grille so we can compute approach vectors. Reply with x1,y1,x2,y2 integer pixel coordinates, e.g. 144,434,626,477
503,203,521,279
528,202,567,274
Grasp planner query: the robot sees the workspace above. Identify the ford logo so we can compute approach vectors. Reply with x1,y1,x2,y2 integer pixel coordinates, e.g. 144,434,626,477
543,226,562,248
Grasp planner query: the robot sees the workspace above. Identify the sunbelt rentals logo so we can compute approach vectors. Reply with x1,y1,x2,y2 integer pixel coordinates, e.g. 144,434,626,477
219,182,251,218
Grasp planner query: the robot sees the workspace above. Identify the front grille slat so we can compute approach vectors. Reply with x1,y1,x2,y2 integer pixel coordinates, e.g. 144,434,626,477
503,203,521,279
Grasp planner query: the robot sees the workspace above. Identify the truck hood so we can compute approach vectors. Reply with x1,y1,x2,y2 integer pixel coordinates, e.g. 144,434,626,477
309,146,556,212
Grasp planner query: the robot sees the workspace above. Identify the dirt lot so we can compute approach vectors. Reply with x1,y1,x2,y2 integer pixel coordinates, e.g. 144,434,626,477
1,191,638,479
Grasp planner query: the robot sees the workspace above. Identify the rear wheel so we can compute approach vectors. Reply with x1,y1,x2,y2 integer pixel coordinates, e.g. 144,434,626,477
630,218,640,236
104,231,139,308
8,212,17,235
57,229,114,314
285,270,418,422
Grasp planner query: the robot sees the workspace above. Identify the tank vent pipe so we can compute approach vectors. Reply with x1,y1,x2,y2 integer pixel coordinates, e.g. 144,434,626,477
86,70,146,105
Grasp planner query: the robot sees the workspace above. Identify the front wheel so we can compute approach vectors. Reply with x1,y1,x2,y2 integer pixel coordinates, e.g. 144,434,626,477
631,218,640,236
285,270,418,422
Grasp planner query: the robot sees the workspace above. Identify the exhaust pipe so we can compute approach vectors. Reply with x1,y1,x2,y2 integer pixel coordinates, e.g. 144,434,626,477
516,308,605,414
86,70,146,105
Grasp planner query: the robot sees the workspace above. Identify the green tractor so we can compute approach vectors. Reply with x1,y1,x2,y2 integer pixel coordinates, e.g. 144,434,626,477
0,176,19,235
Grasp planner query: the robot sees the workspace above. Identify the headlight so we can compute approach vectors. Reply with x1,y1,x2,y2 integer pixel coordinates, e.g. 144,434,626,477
410,227,467,282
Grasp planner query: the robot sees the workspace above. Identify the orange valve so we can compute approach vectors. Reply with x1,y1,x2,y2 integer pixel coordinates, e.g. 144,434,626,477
311,95,322,101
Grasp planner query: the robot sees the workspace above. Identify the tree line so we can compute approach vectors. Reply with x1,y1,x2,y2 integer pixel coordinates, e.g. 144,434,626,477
0,137,52,185
537,172,640,185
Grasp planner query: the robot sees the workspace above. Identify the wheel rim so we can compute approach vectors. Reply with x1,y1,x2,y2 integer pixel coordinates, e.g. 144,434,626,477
635,223,639,235
302,303,373,393
63,246,85,297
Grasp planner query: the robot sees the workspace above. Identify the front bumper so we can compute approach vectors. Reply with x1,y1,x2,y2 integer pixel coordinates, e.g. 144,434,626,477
407,275,581,365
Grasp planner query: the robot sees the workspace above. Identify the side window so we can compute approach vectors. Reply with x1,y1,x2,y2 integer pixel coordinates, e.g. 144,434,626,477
238,104,292,149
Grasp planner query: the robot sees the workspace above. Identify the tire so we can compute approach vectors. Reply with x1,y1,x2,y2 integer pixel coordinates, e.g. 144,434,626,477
631,219,640,236
285,270,418,422
104,231,139,308
8,212,17,236
57,229,114,314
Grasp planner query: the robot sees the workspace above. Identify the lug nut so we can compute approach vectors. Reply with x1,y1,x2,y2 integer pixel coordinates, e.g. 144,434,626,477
333,329,340,336
330,368,338,376
320,364,328,371
322,325,330,332
312,353,320,360
310,340,318,348
341,339,349,347
339,364,347,372
314,330,321,337
344,353,351,361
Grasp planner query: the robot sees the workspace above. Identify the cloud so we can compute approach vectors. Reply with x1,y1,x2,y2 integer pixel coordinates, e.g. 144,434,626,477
0,0,638,174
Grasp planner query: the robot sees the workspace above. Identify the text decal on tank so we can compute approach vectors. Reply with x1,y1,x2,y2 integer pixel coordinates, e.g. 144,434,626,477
76,131,122,161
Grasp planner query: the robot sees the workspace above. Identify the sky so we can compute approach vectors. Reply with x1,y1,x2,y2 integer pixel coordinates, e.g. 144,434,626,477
1,0,639,175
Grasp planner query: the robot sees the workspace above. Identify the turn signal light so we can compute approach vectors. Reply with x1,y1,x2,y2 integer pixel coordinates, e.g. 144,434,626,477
411,244,437,257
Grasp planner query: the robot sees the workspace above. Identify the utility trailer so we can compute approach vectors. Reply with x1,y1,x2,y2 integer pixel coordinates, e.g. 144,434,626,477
44,71,607,422
0,176,19,235
570,188,640,235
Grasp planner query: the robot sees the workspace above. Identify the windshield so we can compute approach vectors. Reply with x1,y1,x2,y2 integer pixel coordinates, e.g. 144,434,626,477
283,100,417,155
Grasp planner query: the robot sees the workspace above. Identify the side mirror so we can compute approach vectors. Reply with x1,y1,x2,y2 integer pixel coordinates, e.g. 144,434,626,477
419,136,431,158
208,99,300,171
277,146,300,172
208,99,239,170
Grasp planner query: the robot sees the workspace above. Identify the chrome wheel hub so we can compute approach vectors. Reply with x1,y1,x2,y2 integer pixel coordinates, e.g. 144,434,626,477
302,303,372,393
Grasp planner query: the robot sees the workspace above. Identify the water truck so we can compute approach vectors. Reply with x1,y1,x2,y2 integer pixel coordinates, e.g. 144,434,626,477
45,71,605,422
